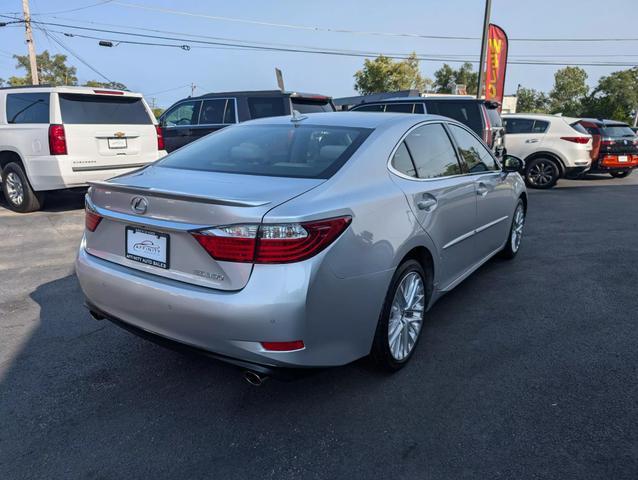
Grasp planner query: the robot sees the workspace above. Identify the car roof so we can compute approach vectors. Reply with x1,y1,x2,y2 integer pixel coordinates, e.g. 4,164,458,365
193,89,331,100
0,85,142,97
243,111,452,129
360,96,482,103
577,118,630,127
503,113,580,123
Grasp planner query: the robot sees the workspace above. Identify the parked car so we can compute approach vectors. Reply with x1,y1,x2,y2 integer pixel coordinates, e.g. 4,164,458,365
159,90,335,152
502,114,592,189
0,85,166,212
572,119,638,178
349,96,505,159
76,112,527,381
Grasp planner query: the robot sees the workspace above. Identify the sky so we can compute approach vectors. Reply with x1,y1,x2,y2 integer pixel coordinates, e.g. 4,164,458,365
1,0,637,108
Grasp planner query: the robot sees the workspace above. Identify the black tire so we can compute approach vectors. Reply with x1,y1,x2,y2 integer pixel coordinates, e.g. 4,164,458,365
500,199,525,259
371,259,429,371
1,162,45,213
609,170,631,179
524,157,560,189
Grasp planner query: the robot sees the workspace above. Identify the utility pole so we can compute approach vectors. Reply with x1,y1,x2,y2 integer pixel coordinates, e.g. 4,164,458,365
190,83,196,97
22,0,39,85
476,0,492,99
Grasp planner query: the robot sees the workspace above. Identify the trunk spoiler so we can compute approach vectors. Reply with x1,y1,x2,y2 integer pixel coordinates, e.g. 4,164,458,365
88,180,271,208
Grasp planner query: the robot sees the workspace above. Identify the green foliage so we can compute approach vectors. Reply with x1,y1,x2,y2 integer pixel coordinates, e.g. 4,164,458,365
433,63,478,95
548,67,588,116
516,87,550,113
152,107,165,119
9,50,78,86
354,53,430,95
83,80,128,90
581,67,638,123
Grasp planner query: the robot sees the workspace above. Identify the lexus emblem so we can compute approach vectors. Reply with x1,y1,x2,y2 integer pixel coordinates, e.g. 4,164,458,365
130,196,148,214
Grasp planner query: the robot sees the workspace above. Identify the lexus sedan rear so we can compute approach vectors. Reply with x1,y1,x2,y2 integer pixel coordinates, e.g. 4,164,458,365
76,112,527,375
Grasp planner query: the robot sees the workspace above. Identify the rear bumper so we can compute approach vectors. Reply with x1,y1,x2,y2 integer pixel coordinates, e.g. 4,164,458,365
75,242,385,368
590,154,638,172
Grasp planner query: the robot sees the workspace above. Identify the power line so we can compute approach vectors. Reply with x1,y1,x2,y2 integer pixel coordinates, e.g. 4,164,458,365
31,0,114,16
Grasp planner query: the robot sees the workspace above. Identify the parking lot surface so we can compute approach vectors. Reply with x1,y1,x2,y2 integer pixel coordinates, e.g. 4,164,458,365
1,175,637,479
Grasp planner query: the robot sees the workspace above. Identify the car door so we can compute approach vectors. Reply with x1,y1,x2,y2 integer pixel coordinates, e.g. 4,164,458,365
502,117,545,158
160,100,201,152
448,123,513,259
389,122,478,287
189,98,237,142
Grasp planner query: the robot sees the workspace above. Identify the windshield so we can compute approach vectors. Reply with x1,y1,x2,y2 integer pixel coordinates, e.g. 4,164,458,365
59,94,152,124
601,125,635,138
158,124,372,179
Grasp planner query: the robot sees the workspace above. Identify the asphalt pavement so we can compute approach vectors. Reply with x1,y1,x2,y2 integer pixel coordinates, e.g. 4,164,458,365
1,174,637,479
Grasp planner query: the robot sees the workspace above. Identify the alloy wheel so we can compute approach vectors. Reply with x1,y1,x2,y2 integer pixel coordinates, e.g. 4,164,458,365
388,271,425,361
5,172,24,206
511,204,525,253
528,161,556,186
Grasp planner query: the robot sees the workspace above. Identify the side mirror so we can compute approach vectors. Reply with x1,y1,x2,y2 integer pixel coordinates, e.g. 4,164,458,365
502,154,524,173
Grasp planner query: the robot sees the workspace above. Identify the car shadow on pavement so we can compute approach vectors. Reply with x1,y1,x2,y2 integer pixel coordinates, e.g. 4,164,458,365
0,188,86,213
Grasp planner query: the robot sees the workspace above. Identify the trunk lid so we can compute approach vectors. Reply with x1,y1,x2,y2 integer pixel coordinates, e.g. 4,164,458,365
85,166,324,290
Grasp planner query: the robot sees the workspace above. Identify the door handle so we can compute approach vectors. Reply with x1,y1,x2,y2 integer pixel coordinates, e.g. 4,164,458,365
525,138,540,144
417,198,438,212
476,183,489,196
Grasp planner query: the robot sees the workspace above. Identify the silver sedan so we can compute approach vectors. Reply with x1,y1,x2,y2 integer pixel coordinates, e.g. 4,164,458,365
76,112,526,379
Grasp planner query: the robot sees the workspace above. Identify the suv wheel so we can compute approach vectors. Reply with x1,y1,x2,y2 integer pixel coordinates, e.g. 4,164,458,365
371,259,428,371
525,157,560,189
609,170,631,179
1,162,45,213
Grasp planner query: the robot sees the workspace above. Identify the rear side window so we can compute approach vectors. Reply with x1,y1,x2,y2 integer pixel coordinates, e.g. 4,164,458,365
59,94,152,124
448,124,499,173
223,99,237,124
352,104,385,112
404,123,461,179
158,124,372,179
248,97,286,119
163,100,201,127
532,120,549,133
385,103,414,114
570,122,589,134
391,142,416,177
199,99,226,124
6,93,50,124
425,101,482,136
504,118,534,134
291,98,333,113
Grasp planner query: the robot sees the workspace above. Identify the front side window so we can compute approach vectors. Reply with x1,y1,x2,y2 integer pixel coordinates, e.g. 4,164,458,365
404,123,461,179
6,93,50,124
199,99,226,124
59,94,152,124
248,97,286,119
504,118,534,134
163,100,201,127
158,124,372,179
448,124,499,173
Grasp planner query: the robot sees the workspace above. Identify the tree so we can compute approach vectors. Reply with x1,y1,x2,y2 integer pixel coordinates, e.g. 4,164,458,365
353,53,430,95
581,67,638,123
152,108,164,119
433,62,478,95
9,50,78,86
548,66,588,116
83,80,128,90
516,87,550,113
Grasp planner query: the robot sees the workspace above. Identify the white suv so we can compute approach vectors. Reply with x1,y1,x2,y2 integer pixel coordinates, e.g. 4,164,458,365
0,86,166,212
503,114,592,189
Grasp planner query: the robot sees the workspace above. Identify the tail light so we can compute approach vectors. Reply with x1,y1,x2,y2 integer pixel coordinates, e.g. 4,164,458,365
155,125,165,151
600,140,614,147
481,106,491,145
560,136,590,144
261,340,305,351
49,124,67,155
192,216,352,264
85,204,102,232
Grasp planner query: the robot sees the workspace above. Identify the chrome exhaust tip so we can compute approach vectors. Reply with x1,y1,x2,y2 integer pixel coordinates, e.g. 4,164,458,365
243,370,268,387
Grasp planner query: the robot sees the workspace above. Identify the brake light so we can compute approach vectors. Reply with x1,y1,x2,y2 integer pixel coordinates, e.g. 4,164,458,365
155,125,165,151
48,124,67,155
192,216,352,264
261,340,305,351
560,136,590,144
85,205,102,232
93,89,124,95
481,106,491,145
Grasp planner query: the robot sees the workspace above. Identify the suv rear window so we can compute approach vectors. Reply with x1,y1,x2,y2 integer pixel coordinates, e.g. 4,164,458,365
248,97,286,119
6,92,50,124
158,124,372,179
291,98,333,113
59,94,152,124
425,100,482,136
600,125,635,138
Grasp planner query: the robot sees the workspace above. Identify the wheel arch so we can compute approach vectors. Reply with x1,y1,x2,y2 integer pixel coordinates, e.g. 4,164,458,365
524,151,566,176
398,245,435,303
0,149,24,172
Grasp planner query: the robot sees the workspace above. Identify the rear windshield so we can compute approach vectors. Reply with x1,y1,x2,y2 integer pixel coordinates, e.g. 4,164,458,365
600,125,635,138
157,124,372,179
59,94,152,124
291,98,334,113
